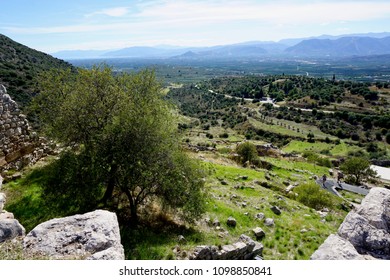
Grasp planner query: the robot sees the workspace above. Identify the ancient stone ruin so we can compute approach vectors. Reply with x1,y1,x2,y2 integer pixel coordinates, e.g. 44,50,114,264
188,234,263,260
311,187,390,260
0,84,52,172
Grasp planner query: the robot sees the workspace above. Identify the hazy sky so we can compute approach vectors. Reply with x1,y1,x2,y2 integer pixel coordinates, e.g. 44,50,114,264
1,0,390,53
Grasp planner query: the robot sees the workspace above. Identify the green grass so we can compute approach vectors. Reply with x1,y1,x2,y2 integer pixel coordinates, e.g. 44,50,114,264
3,155,347,260
283,140,364,157
203,161,348,259
249,116,336,140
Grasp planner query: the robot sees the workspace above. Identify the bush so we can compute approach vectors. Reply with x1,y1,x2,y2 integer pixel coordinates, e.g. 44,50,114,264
219,132,229,138
235,142,258,164
294,183,338,210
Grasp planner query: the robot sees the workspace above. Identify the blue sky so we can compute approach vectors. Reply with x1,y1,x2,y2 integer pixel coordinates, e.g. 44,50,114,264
1,0,390,53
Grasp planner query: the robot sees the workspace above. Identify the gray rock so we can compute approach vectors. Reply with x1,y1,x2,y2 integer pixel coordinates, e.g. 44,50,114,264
252,227,265,240
264,218,275,227
0,211,14,220
255,212,265,220
311,234,364,260
190,235,262,260
0,219,25,242
0,192,5,212
0,175,3,190
338,212,390,256
227,216,237,227
212,219,220,227
178,235,187,244
312,187,390,260
270,205,281,215
23,210,124,260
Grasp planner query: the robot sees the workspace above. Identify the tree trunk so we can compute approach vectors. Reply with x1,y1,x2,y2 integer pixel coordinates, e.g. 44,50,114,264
123,187,138,224
100,164,117,205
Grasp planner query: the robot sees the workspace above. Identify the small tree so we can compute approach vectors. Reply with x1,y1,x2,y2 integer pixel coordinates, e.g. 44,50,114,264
307,132,315,143
340,157,377,185
32,65,206,224
235,142,258,165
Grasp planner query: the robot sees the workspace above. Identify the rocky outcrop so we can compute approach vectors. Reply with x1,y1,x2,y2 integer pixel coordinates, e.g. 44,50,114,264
0,189,25,243
188,234,263,260
23,210,125,260
0,84,53,171
311,187,390,260
0,217,25,243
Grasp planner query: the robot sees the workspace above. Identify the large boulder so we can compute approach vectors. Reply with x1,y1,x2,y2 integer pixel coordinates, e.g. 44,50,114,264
311,187,390,260
23,210,124,260
0,218,25,242
310,234,365,260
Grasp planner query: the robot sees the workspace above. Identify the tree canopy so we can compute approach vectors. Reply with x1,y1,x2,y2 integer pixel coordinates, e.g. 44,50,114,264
32,65,206,223
340,157,377,185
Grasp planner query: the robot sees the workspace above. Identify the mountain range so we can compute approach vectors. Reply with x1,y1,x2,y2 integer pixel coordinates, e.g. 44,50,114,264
52,32,390,60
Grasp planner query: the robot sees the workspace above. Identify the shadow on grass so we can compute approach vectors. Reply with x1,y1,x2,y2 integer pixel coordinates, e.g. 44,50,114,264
4,153,103,232
120,216,204,260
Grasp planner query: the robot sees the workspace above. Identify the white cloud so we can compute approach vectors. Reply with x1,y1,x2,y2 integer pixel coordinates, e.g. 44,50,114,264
5,1,390,35
3,0,390,52
85,7,129,17
137,0,390,25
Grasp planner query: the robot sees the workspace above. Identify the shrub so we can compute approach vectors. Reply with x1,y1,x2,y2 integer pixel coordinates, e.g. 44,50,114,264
235,142,258,164
219,132,229,138
294,183,338,210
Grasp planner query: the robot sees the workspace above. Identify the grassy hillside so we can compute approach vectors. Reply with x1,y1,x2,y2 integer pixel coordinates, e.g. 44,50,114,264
0,34,73,106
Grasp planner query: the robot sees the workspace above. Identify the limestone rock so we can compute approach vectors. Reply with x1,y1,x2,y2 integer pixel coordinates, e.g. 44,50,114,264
227,216,237,227
311,234,364,260
264,218,275,227
255,212,265,220
270,205,281,215
252,227,265,240
189,235,263,260
212,219,220,227
23,210,124,260
0,211,14,220
0,192,5,212
311,187,390,260
0,219,25,242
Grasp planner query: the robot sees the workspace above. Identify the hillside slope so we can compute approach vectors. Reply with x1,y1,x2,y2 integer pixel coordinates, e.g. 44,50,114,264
0,34,73,106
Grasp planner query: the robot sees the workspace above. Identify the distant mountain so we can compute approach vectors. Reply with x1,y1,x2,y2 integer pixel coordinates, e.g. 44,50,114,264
0,34,73,106
285,36,390,57
52,49,110,59
102,46,186,58
51,32,390,60
279,32,390,46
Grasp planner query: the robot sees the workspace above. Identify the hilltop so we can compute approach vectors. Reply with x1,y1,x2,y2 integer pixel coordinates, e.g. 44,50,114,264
0,34,73,106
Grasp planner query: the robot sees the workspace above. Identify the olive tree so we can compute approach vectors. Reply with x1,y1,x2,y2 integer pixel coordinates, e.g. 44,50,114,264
32,65,206,223
340,157,377,185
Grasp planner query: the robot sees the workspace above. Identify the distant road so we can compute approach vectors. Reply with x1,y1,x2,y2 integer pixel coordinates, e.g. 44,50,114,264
316,179,369,196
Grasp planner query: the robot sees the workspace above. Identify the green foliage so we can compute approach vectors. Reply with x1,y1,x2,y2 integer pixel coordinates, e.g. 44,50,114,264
294,183,340,210
31,65,206,223
0,34,73,107
302,151,332,167
235,141,258,164
340,157,377,185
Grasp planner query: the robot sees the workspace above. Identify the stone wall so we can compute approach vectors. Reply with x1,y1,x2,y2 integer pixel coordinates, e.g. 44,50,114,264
0,84,51,171
188,234,263,260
